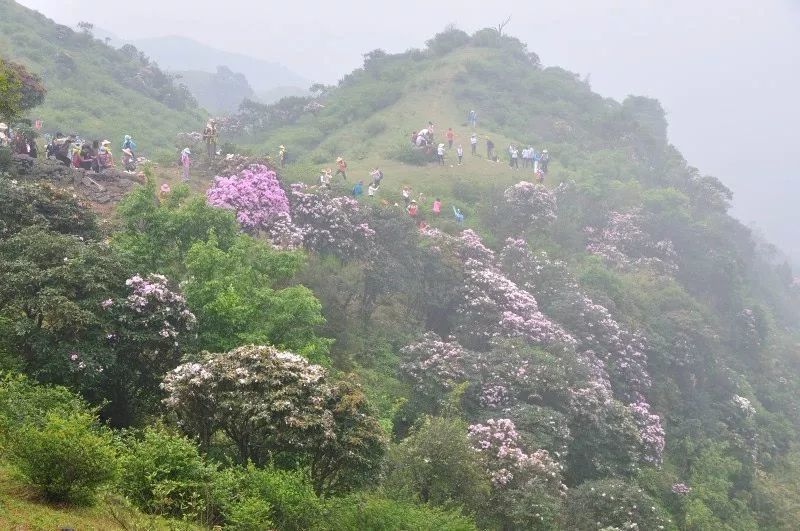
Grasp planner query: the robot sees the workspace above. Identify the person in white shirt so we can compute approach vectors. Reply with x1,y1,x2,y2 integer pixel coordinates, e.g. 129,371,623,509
470,133,478,155
437,143,445,166
456,144,464,165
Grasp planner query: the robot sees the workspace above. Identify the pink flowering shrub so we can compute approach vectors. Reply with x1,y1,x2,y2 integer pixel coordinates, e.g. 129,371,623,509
500,238,652,399
206,164,289,233
400,332,469,398
586,208,677,273
671,482,691,494
456,230,575,349
288,183,376,259
628,398,666,465
503,181,558,229
468,418,565,493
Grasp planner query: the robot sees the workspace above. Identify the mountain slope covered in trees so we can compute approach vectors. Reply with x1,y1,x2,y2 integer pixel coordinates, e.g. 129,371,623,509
0,0,204,155
1,24,800,531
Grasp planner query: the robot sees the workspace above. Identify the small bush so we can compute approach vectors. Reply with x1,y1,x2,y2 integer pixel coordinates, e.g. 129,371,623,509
323,493,478,530
212,465,323,531
6,411,118,504
386,142,438,166
0,372,89,449
116,425,217,520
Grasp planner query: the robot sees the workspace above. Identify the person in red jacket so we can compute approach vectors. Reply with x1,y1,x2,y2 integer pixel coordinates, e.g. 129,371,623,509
446,127,455,149
335,156,348,181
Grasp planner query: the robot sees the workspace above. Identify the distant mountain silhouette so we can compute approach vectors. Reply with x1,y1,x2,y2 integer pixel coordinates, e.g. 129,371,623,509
128,35,309,94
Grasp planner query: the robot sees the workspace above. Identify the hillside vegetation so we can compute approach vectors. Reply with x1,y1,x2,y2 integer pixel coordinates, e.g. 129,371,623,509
2,24,800,531
0,0,204,155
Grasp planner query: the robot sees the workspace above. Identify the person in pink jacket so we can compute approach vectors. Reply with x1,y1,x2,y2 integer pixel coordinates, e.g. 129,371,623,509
432,198,442,216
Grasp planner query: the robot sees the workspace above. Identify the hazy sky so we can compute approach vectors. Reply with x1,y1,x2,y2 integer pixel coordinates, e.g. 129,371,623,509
17,0,800,260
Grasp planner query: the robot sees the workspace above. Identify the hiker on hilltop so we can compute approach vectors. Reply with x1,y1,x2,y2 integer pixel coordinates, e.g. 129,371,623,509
335,157,348,180
181,148,192,182
470,132,477,155
122,147,136,172
540,149,550,173
279,145,287,168
319,168,332,189
368,181,379,197
468,109,477,128
96,143,114,172
122,135,136,158
202,119,218,159
402,185,411,205
446,127,455,149
370,167,384,187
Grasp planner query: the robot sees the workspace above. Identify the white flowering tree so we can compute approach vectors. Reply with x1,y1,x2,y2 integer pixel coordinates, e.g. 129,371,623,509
162,345,385,494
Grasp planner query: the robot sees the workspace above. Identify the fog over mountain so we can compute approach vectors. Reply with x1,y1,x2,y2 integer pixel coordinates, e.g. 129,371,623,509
17,0,800,261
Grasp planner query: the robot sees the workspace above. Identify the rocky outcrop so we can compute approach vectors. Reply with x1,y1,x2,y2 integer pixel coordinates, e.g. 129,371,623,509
11,155,145,204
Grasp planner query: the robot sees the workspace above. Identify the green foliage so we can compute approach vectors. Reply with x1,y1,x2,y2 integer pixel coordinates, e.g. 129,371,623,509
116,425,217,520
0,57,46,122
681,442,759,530
386,141,438,166
114,182,240,277
5,410,117,504
564,478,675,531
322,493,477,531
212,465,322,531
0,178,99,240
385,416,490,513
183,232,329,360
0,372,87,448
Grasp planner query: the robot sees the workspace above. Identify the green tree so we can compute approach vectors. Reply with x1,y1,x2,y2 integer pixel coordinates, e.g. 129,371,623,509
184,232,330,361
385,416,490,511
0,58,46,122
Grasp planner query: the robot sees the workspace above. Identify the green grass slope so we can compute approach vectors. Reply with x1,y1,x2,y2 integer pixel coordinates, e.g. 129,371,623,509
0,0,205,156
231,34,663,236
0,464,195,530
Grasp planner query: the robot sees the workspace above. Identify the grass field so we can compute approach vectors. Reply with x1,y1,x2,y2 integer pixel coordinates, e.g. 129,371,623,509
0,464,195,530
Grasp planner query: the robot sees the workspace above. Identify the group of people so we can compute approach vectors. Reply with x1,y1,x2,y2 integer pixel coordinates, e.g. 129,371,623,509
43,133,138,173
0,122,38,159
506,145,550,181
408,117,552,180
400,186,464,224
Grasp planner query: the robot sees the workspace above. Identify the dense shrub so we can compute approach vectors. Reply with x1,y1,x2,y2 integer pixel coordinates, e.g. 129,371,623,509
385,416,490,510
564,478,675,531
386,142,438,166
323,493,478,530
6,411,117,503
116,425,217,520
212,466,322,531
